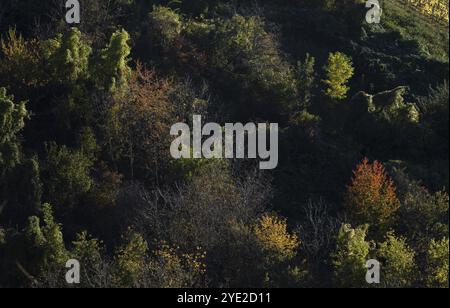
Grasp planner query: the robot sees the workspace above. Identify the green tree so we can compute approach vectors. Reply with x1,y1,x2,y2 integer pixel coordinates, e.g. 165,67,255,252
323,52,354,100
71,231,108,288
1,157,42,225
0,88,28,176
113,230,148,287
332,224,370,288
43,142,93,209
149,6,182,47
44,28,92,83
426,238,449,288
92,29,131,95
398,186,448,250
297,53,316,110
377,232,416,288
25,203,68,272
211,15,298,120
0,28,41,94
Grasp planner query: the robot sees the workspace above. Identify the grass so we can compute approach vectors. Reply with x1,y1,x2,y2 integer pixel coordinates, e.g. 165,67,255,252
383,0,449,62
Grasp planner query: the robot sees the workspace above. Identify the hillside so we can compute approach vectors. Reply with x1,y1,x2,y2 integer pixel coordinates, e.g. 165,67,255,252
0,0,448,289
385,0,449,61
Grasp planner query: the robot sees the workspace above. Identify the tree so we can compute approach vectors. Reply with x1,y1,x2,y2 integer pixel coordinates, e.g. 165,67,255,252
426,238,449,288
254,214,304,287
113,229,148,287
71,231,109,288
149,6,182,48
254,214,299,264
0,28,41,95
105,65,177,180
43,27,92,83
323,52,354,100
147,243,206,288
91,29,131,95
377,232,416,288
0,87,28,176
211,14,298,121
345,158,400,233
296,53,316,110
43,142,93,209
25,203,68,278
396,177,449,250
332,224,371,288
1,157,42,226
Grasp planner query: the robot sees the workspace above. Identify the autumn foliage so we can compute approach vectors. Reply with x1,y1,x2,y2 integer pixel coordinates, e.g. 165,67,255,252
345,158,400,230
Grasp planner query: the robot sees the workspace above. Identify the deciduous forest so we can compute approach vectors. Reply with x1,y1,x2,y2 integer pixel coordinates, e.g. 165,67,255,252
0,0,448,288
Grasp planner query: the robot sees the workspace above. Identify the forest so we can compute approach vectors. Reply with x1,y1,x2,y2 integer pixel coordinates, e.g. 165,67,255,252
0,0,448,288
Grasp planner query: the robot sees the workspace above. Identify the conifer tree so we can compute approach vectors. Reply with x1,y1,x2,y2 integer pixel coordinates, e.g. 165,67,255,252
323,52,354,100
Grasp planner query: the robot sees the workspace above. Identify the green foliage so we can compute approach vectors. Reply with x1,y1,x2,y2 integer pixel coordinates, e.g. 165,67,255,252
377,232,416,288
0,28,41,92
211,14,298,119
77,127,99,161
323,52,354,100
43,28,92,83
296,53,316,110
92,29,131,95
371,87,420,124
399,186,449,249
0,87,28,175
1,157,42,225
72,231,102,265
71,231,106,287
420,82,449,154
25,203,68,270
383,0,449,61
43,142,93,208
319,0,365,11
332,224,371,288
0,0,448,289
169,153,228,182
149,6,183,47
0,228,5,245
426,238,449,288
114,230,148,287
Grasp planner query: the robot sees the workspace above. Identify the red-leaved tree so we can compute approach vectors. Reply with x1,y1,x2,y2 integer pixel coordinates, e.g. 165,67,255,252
345,158,400,232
